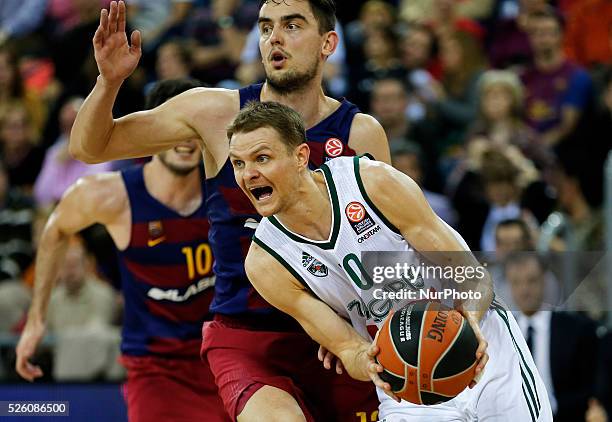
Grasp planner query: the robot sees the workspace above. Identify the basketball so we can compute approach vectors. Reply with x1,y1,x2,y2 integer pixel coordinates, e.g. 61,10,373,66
375,301,478,405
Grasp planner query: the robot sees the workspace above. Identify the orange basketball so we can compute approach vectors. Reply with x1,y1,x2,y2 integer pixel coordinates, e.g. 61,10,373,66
375,301,478,405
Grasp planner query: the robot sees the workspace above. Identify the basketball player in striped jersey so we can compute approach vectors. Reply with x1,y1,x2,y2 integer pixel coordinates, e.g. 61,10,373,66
15,80,230,422
229,102,554,422
69,0,385,420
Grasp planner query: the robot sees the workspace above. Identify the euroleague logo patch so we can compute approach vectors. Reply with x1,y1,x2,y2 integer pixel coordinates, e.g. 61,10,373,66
345,201,377,237
325,138,344,158
346,202,366,222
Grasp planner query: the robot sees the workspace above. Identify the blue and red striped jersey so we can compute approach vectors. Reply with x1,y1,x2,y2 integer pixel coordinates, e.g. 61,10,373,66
117,166,214,357
207,83,360,317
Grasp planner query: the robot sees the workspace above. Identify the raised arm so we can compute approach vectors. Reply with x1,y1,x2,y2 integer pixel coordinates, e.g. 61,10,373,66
69,1,239,164
15,173,127,381
245,242,372,382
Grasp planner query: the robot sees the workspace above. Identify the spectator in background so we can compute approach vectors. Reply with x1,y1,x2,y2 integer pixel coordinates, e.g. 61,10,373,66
392,143,457,227
0,158,33,284
563,0,612,70
399,24,442,116
467,70,550,167
33,97,112,207
0,0,47,46
46,0,111,37
187,0,257,87
400,0,493,31
507,253,600,421
155,40,192,82
522,8,593,147
487,0,548,69
126,0,194,53
350,25,404,110
492,218,562,309
344,0,396,68
369,77,442,188
46,237,121,381
432,30,487,154
0,101,44,191
0,46,47,136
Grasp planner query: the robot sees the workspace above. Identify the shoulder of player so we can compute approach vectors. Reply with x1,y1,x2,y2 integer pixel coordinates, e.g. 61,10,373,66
348,113,390,163
349,113,383,136
64,172,127,216
358,158,420,205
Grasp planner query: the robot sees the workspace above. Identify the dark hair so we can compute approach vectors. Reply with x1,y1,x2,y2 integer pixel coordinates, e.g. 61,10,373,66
480,149,519,184
145,78,203,109
496,218,531,244
227,101,306,152
260,0,336,34
158,39,193,68
529,6,565,30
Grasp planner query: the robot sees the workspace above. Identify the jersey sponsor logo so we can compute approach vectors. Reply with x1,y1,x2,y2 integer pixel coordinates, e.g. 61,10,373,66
324,138,344,157
147,276,215,302
357,224,381,243
345,201,375,235
147,236,166,247
302,252,328,277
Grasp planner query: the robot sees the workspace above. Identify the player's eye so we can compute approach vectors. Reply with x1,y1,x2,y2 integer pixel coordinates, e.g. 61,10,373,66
256,155,269,163
286,23,299,30
261,25,272,36
232,160,244,169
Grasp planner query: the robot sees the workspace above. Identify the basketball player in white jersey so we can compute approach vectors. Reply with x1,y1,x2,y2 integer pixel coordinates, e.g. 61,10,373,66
228,102,553,422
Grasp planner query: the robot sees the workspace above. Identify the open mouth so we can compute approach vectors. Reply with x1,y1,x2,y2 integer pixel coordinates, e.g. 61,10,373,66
270,51,287,67
250,186,273,201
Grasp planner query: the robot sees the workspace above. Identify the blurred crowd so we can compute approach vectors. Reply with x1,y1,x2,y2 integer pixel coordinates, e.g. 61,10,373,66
0,0,611,420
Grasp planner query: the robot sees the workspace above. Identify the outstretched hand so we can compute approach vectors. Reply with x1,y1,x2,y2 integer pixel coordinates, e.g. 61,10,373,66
93,0,142,86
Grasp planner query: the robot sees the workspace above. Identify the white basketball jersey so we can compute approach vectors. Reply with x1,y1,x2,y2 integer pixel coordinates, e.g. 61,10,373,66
253,156,464,340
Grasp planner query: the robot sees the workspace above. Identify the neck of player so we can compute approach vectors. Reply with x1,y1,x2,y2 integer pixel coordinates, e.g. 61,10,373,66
143,159,202,216
260,80,334,130
276,171,332,241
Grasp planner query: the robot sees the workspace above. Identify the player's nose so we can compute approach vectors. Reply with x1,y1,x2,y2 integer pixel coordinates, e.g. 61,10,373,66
269,25,284,45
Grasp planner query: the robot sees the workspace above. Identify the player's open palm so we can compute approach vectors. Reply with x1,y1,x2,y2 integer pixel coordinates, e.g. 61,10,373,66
15,320,46,382
93,1,141,86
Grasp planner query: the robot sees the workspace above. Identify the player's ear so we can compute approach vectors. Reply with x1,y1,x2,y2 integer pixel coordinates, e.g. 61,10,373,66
295,143,310,169
322,30,338,60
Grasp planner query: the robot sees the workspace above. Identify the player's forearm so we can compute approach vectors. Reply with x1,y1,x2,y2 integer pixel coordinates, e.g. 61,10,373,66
69,76,122,163
27,225,70,324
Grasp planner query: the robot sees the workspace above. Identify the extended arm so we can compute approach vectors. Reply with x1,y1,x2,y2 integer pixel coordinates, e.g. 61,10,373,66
245,243,372,381
69,1,239,164
360,158,491,381
15,174,127,381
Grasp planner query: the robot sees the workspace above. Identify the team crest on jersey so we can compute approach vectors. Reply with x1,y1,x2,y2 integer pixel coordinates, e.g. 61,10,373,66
345,202,375,235
302,252,328,277
148,221,164,238
324,138,344,158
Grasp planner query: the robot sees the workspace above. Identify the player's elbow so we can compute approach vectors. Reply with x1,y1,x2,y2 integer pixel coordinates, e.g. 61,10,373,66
68,139,103,164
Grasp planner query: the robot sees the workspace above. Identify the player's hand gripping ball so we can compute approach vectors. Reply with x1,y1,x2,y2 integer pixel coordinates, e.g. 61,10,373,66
375,301,478,405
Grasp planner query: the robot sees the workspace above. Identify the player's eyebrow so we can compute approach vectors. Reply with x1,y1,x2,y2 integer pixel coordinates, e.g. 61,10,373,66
258,14,308,25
